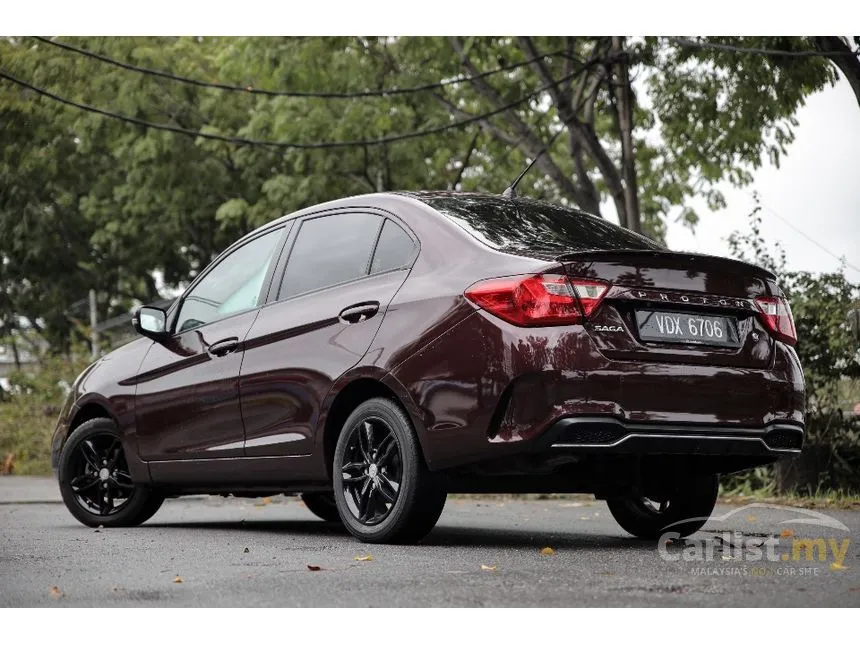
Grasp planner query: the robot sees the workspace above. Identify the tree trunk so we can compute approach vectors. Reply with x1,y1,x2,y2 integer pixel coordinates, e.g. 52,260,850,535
813,36,860,108
610,36,642,234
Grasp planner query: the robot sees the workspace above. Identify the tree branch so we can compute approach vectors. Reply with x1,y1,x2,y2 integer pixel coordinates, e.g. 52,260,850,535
450,130,481,190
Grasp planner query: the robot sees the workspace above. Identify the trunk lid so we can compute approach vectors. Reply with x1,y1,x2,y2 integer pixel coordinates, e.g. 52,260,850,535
559,250,779,369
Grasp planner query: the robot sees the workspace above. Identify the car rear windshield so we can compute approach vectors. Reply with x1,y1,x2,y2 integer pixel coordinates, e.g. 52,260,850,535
420,195,663,256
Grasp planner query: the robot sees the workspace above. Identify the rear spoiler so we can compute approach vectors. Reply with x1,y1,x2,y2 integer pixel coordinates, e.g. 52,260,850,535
553,249,778,282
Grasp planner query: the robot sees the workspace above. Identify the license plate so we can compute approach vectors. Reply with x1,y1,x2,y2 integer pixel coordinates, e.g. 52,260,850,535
635,310,741,348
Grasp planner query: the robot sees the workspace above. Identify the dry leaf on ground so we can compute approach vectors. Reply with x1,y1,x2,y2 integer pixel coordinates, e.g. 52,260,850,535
480,564,497,571
780,529,794,538
173,575,183,583
49,585,63,599
354,554,374,562
307,565,322,571
540,547,556,556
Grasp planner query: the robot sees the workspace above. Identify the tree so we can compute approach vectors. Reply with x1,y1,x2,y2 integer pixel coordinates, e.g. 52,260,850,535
0,36,847,351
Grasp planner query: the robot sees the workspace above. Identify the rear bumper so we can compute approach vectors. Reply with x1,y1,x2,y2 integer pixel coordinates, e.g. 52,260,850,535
537,416,804,457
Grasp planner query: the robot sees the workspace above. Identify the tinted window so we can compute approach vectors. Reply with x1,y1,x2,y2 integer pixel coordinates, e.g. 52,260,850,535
370,219,417,274
420,195,662,255
175,228,282,333
279,213,382,300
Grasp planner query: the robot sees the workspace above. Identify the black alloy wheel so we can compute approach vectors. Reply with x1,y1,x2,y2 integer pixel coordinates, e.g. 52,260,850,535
333,398,447,544
68,432,135,516
340,417,403,525
59,418,164,528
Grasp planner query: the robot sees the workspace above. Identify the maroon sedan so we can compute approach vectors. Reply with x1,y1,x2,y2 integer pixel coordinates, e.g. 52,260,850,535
52,192,804,543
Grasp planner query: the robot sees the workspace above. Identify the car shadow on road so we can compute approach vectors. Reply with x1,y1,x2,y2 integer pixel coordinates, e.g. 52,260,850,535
146,519,645,550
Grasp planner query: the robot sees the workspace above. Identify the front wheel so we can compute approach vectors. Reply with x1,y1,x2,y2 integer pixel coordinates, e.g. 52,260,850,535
58,418,164,528
607,473,719,540
333,398,446,544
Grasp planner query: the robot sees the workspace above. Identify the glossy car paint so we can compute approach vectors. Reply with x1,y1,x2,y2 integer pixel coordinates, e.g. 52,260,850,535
51,192,804,493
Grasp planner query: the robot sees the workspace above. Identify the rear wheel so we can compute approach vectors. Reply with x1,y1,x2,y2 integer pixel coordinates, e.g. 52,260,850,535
301,492,341,522
607,473,718,539
59,418,164,528
333,398,446,544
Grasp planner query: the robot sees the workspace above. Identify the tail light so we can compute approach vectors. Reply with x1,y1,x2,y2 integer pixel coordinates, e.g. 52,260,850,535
464,274,608,326
754,296,797,345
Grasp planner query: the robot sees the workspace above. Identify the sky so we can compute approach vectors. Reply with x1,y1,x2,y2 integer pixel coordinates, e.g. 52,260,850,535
660,74,859,283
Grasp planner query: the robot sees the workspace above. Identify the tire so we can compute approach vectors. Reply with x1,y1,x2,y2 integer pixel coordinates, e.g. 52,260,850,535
333,397,446,544
607,473,719,540
58,418,164,528
301,492,342,523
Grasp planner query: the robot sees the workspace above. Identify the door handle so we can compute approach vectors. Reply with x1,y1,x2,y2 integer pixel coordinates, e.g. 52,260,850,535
338,302,380,324
207,337,239,357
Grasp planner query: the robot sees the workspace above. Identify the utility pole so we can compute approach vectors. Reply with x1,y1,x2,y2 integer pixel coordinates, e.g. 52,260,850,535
89,289,99,361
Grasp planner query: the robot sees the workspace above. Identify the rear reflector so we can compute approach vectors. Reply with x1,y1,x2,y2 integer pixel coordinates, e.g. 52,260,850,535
465,274,608,326
754,296,797,345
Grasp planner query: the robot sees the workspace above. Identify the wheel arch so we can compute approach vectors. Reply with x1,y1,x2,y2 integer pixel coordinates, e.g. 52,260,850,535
317,368,429,480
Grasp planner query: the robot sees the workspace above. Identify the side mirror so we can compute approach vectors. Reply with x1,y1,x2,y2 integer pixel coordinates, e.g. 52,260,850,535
132,306,168,340
849,308,860,346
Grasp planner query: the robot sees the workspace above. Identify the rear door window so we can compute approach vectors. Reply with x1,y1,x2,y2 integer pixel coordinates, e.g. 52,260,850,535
370,219,417,274
278,212,382,300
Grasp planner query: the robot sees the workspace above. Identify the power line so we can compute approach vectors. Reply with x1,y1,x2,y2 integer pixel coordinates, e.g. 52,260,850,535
33,37,570,99
752,193,860,274
667,37,860,59
0,64,593,150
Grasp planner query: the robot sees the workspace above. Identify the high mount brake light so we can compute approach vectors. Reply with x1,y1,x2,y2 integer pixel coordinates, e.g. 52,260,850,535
754,296,797,345
464,274,609,326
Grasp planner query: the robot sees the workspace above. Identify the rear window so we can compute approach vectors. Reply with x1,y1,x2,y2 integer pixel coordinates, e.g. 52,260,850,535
420,195,662,255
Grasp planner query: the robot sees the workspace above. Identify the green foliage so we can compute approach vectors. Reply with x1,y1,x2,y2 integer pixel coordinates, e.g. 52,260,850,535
726,204,860,492
0,352,90,475
0,36,841,351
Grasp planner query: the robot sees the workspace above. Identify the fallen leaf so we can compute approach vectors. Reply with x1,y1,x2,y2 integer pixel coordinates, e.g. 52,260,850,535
254,497,272,507
480,564,497,571
780,529,794,538
173,575,183,583
830,562,847,571
539,547,556,556
243,547,250,553
721,555,733,561
354,554,374,562
747,515,756,522
307,565,321,571
49,585,63,599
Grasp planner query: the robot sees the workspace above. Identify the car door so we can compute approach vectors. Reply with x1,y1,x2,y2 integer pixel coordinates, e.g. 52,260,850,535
239,212,419,457
135,226,287,461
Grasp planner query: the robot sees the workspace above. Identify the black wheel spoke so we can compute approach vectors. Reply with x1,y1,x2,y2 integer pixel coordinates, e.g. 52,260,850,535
343,473,368,487
70,473,99,492
357,478,373,522
341,461,365,476
376,473,397,504
106,439,122,468
376,435,398,468
112,471,134,490
357,421,374,460
80,440,101,470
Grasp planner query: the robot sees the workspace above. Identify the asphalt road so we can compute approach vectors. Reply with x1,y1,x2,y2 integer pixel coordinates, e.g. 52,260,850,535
2,478,859,607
